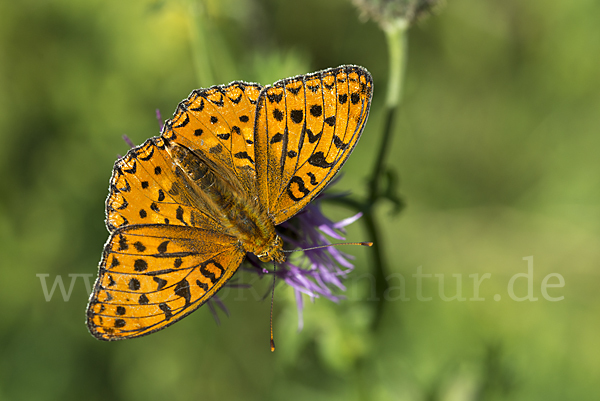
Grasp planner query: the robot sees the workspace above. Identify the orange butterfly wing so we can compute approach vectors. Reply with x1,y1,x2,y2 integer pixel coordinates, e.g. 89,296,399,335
105,136,221,232
87,224,243,340
89,84,264,340
162,82,263,196
254,65,373,224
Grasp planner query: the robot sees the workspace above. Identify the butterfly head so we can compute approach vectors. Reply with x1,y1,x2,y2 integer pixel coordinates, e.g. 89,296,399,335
255,235,286,264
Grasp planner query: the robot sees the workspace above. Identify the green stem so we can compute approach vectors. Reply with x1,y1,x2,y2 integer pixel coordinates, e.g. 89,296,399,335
330,21,408,330
362,211,387,328
369,19,408,203
384,19,408,109
364,19,408,329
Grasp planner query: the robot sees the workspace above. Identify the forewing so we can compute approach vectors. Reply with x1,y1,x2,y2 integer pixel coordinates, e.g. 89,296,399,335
254,65,373,224
161,82,263,196
86,224,244,340
106,137,221,233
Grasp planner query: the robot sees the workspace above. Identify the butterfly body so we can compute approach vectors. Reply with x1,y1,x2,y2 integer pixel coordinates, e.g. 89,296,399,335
166,141,283,262
87,65,372,340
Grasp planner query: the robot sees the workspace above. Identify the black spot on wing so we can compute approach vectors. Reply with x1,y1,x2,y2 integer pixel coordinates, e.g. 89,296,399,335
211,94,224,107
310,104,322,117
229,93,242,104
138,146,154,161
122,161,136,175
333,135,349,150
267,92,283,103
153,277,168,291
173,113,189,128
118,234,128,251
176,206,186,225
199,260,225,284
134,259,148,272
157,240,169,253
234,151,255,164
196,280,208,291
111,196,128,212
287,85,301,95
287,176,310,201
174,279,192,305
307,129,322,144
159,303,173,320
273,109,284,122
290,109,303,124
128,278,141,291
270,133,284,144
190,98,205,111
307,151,335,168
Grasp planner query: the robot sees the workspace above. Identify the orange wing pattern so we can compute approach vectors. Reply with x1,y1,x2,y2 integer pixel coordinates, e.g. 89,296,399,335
162,82,262,196
254,65,373,225
105,137,221,233
87,224,243,340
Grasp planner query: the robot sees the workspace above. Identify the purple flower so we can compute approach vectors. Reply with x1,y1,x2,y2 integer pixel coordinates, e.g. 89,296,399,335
122,134,135,149
252,197,363,330
206,280,251,325
156,108,165,132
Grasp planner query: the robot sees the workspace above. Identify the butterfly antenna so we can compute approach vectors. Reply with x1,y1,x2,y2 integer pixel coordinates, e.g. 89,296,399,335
270,262,276,352
282,242,373,254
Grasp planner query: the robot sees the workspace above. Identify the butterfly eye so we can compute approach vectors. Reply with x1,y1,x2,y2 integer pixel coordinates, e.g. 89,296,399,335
257,253,270,263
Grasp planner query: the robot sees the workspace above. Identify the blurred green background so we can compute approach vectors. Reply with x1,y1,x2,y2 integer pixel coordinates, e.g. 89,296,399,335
1,0,599,400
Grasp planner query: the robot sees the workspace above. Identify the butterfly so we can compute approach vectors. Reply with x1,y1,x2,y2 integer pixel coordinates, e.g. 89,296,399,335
86,65,373,340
